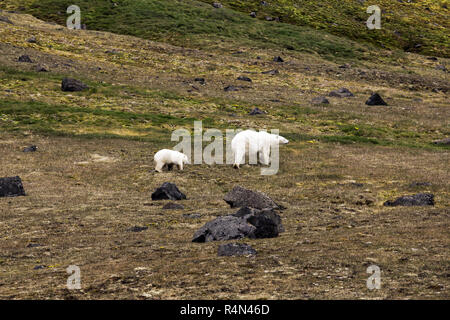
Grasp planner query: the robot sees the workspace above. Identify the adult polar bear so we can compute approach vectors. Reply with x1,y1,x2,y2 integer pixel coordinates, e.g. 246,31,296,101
231,130,289,169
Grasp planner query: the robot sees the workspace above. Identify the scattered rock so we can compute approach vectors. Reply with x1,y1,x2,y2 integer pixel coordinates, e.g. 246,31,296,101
261,69,279,75
249,107,265,115
0,16,13,24
233,207,285,237
237,76,252,82
384,193,435,207
366,93,388,106
409,182,432,187
212,2,223,8
339,64,351,69
432,138,450,145
311,96,330,105
328,88,354,98
27,243,42,248
427,57,438,61
61,78,88,92
0,176,26,198
36,65,49,72
27,36,37,43
273,56,284,63
192,216,256,242
23,145,37,152
224,85,240,92
128,226,148,232
218,243,256,256
194,77,206,85
33,265,46,270
151,182,186,201
435,65,447,72
162,202,184,210
18,55,32,63
183,213,202,219
250,12,257,18
223,185,281,210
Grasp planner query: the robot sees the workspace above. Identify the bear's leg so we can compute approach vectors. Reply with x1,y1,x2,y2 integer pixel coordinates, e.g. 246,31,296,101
234,147,245,169
177,161,183,171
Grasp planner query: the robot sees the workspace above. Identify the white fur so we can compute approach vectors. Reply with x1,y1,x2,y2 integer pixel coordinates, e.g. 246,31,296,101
154,149,189,173
231,130,289,168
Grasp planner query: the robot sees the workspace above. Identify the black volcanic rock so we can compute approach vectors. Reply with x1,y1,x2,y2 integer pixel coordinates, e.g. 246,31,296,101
312,96,330,105
151,182,186,201
224,186,281,210
18,55,32,63
249,107,265,115
0,176,26,197
366,93,387,106
328,88,354,98
384,193,435,207
192,216,256,243
61,78,88,92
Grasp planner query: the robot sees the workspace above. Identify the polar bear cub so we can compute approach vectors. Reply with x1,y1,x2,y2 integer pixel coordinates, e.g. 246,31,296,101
154,149,189,173
231,130,289,168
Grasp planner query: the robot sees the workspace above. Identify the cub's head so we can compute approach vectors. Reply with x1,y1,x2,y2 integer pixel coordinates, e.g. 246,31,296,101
182,154,190,164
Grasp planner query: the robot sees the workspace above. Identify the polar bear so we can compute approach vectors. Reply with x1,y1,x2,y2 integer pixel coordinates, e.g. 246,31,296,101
154,149,189,173
231,130,289,169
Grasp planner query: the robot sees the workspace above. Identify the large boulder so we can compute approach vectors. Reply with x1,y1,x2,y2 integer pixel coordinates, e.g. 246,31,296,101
192,216,256,243
223,185,281,210
218,243,256,256
61,78,88,92
151,182,186,201
384,193,435,207
0,176,26,197
192,207,284,243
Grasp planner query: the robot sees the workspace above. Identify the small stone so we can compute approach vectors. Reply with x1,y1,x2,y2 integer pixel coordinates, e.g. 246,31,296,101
249,107,265,115
273,56,284,63
18,55,32,63
212,2,223,8
432,138,450,145
194,77,206,85
311,96,330,105
224,85,239,92
0,176,26,197
23,145,37,152
128,226,148,232
262,69,279,75
237,76,252,82
250,12,257,18
27,36,37,43
328,88,354,98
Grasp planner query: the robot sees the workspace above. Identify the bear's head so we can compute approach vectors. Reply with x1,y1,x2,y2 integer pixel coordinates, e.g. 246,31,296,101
182,154,190,164
277,135,289,144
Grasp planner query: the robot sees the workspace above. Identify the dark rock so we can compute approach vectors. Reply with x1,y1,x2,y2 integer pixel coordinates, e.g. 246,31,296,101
328,88,354,98
0,16,13,24
27,243,42,248
193,206,284,243
224,85,239,92
261,69,279,75
384,193,435,207
311,96,330,105
273,56,284,63
436,65,447,72
27,36,37,43
433,138,450,145
36,65,49,72
237,76,252,82
233,207,285,236
0,176,26,198
366,93,388,106
33,265,46,270
427,57,438,61
192,216,256,243
61,78,88,92
23,145,37,152
250,12,257,18
339,64,351,69
249,107,265,115
151,182,186,201
128,226,148,232
162,202,184,210
409,182,432,187
194,77,206,85
212,2,223,8
183,213,202,219
218,243,256,256
260,1,268,6
18,55,32,63
223,185,281,210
